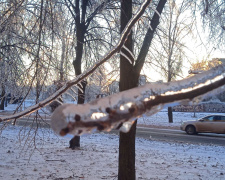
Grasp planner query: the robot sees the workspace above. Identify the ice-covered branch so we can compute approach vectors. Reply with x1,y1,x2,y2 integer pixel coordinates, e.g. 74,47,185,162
51,65,225,136
0,0,152,123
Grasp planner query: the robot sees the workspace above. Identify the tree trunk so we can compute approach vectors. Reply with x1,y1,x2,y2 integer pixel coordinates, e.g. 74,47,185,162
118,0,167,179
69,0,88,149
69,80,87,149
168,106,173,123
118,1,138,180
135,0,167,74
69,135,80,148
118,120,137,180
0,87,5,110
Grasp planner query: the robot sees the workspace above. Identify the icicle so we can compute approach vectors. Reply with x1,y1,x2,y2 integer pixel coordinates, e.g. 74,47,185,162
78,82,83,89
70,87,78,95
120,51,133,64
151,6,162,19
76,84,84,93
119,121,135,133
93,71,102,82
65,91,77,102
122,45,135,61
55,98,63,105
149,24,153,31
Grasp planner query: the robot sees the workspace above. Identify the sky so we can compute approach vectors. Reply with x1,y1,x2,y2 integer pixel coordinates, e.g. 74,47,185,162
143,14,225,82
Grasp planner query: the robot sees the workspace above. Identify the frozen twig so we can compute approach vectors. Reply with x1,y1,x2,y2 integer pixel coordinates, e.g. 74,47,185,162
51,65,225,136
0,0,152,123
122,45,135,62
120,51,133,64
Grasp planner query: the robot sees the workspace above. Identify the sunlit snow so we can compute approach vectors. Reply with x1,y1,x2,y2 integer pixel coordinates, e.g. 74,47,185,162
0,103,225,179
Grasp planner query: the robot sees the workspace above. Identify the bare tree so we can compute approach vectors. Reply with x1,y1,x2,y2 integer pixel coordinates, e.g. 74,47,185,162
1,1,225,179
118,1,136,179
198,0,225,44
64,0,119,149
0,0,28,109
118,0,167,179
0,0,152,123
150,0,194,122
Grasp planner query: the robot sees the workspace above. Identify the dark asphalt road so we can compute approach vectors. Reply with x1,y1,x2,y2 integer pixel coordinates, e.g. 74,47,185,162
111,127,225,146
13,118,225,146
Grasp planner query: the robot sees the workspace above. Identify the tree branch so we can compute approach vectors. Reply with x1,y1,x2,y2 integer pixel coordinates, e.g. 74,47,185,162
85,0,110,30
134,0,167,74
0,0,152,122
51,65,225,136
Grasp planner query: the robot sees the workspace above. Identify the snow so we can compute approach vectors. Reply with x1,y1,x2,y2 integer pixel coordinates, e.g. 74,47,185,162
1,106,225,180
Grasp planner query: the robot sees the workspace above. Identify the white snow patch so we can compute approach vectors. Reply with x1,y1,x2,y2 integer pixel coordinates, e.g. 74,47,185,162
0,121,225,180
1,103,225,179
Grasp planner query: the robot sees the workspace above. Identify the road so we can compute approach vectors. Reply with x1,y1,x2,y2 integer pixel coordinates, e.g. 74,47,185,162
13,118,225,146
111,127,225,146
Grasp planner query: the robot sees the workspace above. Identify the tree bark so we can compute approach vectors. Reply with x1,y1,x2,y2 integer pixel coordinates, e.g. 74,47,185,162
69,0,88,149
69,80,87,149
0,86,5,110
118,0,167,179
118,120,137,180
135,0,167,74
168,106,173,123
118,1,137,180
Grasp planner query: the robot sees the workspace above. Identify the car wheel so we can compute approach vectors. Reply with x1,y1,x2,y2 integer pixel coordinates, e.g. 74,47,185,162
185,125,196,135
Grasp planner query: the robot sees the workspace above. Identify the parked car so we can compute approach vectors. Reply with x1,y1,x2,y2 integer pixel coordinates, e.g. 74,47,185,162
180,115,225,135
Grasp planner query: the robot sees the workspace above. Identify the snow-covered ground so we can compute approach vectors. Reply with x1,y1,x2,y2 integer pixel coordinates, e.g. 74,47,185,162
0,103,225,179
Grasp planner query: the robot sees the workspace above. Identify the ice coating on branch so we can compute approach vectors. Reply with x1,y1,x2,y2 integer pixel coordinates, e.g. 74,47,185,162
51,105,68,135
0,0,153,123
51,65,225,136
121,45,135,64
120,51,133,64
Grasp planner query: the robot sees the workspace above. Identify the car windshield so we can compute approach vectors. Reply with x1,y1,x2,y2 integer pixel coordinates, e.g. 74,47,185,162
201,115,225,121
201,116,214,121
